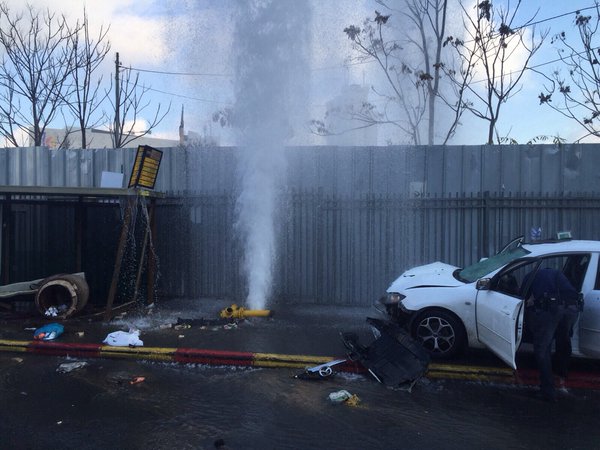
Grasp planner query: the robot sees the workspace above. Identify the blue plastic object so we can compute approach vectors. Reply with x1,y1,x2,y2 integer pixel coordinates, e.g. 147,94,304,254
34,323,64,341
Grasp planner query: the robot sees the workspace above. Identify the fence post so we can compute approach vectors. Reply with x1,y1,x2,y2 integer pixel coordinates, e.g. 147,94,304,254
481,191,490,259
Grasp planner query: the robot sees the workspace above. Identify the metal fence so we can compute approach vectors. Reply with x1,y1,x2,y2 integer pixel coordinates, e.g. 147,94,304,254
4,145,600,306
153,191,600,306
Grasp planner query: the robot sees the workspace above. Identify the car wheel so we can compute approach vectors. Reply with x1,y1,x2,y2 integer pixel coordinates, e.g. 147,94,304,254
411,309,466,359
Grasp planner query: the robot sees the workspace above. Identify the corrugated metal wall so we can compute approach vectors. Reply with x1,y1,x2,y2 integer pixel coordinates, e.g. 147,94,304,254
1,144,598,196
3,145,600,306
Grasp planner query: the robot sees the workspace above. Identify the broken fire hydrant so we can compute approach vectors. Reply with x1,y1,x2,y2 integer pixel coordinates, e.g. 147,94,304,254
219,304,273,319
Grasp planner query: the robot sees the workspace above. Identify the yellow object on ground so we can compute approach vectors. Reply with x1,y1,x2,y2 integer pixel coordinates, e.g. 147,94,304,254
219,304,273,319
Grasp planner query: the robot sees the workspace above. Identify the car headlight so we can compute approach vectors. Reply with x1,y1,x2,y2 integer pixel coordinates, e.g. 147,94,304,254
380,292,405,305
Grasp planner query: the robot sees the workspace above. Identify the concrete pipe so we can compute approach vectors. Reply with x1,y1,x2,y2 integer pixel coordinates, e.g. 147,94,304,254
35,274,89,319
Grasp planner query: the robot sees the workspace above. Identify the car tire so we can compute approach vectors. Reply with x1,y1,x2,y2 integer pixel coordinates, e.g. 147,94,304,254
411,309,466,359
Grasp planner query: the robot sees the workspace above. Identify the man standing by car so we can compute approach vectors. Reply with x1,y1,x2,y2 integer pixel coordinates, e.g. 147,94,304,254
525,267,581,401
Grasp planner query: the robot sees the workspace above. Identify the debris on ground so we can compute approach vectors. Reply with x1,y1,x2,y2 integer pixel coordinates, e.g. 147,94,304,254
341,317,430,390
76,331,85,337
328,390,361,406
45,305,68,317
33,323,64,341
295,359,346,380
57,361,88,373
173,324,191,330
345,394,361,407
328,390,352,403
129,376,145,385
103,329,143,347
12,357,23,364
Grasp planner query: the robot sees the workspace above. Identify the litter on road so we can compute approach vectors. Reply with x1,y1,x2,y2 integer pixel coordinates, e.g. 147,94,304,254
57,361,88,373
103,329,143,347
33,323,64,341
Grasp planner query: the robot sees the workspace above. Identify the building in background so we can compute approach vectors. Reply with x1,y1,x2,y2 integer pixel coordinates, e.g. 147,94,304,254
30,105,219,149
325,84,378,146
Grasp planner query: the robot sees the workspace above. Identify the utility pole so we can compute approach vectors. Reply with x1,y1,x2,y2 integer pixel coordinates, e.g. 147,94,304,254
114,52,120,148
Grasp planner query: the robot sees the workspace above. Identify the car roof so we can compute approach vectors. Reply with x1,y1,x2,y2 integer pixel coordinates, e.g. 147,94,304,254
520,240,600,257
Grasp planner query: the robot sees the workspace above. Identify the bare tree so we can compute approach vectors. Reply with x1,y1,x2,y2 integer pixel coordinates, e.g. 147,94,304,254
64,8,111,149
377,0,452,144
0,3,80,147
332,10,428,145
446,0,546,144
109,53,171,149
538,4,600,141
312,1,458,145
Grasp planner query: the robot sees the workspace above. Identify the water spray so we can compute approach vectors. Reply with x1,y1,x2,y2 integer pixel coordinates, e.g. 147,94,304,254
232,0,311,310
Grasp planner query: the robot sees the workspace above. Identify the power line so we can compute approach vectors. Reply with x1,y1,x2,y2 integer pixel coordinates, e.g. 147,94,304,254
122,79,233,106
513,5,597,32
118,5,599,103
127,66,232,78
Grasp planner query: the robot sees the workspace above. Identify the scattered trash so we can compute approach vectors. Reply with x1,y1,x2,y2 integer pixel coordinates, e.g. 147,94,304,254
76,331,85,337
223,323,238,330
129,376,145,385
57,361,88,373
345,394,361,407
341,317,430,390
34,323,64,341
159,323,173,329
178,334,185,339
103,329,143,347
56,421,63,425
12,357,23,364
295,359,346,380
173,324,190,330
44,305,67,317
328,390,352,403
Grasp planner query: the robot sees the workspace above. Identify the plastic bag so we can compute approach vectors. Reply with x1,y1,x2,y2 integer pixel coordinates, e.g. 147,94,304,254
34,323,64,341
103,329,143,347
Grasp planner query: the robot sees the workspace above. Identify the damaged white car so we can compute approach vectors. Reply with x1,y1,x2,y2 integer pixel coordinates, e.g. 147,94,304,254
377,237,600,369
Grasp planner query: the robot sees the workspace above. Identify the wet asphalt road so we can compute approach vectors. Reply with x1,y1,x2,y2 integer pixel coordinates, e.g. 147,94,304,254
2,300,600,449
2,352,600,450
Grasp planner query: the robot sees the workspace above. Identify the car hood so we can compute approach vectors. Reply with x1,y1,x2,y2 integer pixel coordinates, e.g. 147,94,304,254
387,261,463,292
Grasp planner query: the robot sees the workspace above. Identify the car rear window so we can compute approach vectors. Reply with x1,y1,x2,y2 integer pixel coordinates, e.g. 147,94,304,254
457,247,531,283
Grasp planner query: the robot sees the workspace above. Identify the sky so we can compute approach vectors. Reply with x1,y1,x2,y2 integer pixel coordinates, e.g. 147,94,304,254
7,0,600,146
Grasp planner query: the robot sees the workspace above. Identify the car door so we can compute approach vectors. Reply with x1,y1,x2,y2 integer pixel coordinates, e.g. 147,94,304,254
475,288,524,369
475,260,533,369
579,253,600,357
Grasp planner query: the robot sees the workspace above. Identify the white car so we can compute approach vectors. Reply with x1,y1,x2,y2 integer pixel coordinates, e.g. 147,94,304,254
377,237,600,369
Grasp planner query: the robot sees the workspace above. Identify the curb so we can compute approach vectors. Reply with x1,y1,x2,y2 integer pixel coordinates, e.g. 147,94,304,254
2,339,600,389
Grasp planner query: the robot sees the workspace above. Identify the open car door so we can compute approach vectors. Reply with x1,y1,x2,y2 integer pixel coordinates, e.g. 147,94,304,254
475,285,524,369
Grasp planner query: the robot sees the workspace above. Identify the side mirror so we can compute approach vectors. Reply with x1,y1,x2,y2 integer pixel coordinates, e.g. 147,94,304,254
476,278,491,290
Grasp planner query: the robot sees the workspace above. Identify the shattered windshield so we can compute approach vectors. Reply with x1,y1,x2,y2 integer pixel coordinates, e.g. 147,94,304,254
457,247,531,283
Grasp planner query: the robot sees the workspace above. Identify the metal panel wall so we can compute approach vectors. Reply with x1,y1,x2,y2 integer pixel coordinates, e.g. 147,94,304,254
4,145,600,306
2,144,600,196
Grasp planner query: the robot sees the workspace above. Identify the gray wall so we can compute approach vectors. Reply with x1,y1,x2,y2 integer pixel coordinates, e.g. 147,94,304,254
3,144,600,306
1,144,598,196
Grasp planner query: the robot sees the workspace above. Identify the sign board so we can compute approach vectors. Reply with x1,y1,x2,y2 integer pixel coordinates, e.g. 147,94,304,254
128,145,163,190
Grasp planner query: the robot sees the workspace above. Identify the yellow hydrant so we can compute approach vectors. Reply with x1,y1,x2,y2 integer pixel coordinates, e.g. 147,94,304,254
219,304,273,319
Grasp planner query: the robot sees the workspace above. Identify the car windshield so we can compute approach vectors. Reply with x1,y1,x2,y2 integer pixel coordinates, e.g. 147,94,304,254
457,246,531,282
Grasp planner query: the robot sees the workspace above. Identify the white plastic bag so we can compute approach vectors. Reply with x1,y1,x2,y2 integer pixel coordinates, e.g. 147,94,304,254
103,329,143,347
